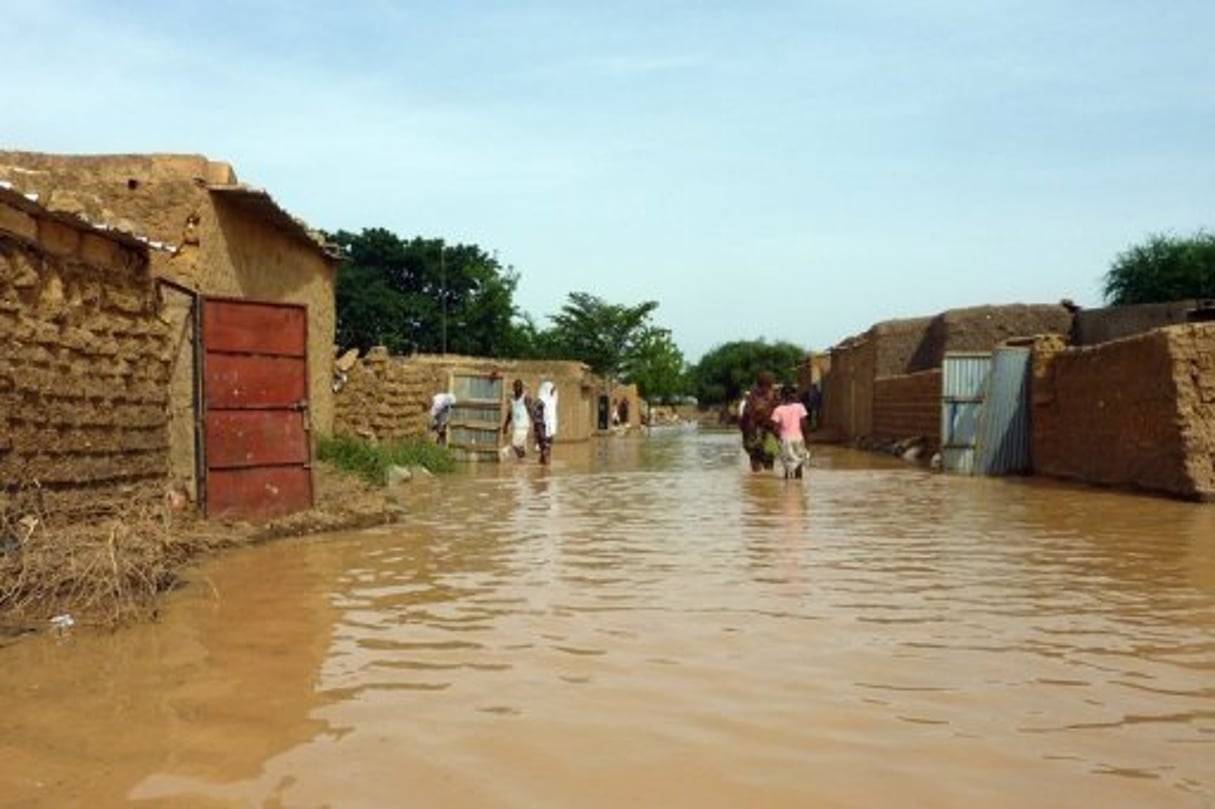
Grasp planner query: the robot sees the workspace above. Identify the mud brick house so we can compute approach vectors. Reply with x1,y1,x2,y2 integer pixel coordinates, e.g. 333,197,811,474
334,352,601,459
823,304,1074,448
0,183,169,516
0,152,340,519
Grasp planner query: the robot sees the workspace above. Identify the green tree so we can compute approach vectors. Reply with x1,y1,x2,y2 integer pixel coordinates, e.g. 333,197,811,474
625,327,688,403
548,292,660,385
331,228,521,356
1103,231,1215,305
690,339,807,406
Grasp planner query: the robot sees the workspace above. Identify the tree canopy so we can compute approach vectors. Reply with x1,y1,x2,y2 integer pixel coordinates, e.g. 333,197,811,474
331,228,520,356
546,292,659,381
624,327,688,403
1103,231,1215,305
689,339,807,406
512,292,688,400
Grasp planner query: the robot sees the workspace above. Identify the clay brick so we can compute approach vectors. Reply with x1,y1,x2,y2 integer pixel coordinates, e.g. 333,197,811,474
36,218,82,257
0,202,37,241
79,232,126,271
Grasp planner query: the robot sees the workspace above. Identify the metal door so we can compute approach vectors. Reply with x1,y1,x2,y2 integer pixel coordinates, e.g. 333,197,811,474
940,353,991,474
974,347,1032,475
447,372,504,461
201,298,313,519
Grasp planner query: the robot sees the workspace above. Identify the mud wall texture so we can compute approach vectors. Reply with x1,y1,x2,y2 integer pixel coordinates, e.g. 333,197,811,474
1033,323,1215,501
0,195,169,515
1070,301,1206,347
825,304,1074,442
906,304,1074,373
0,152,338,483
822,336,875,438
873,370,942,447
869,316,935,377
334,352,595,444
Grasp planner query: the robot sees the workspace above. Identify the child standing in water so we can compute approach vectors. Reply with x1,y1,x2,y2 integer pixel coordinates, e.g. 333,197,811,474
771,386,810,479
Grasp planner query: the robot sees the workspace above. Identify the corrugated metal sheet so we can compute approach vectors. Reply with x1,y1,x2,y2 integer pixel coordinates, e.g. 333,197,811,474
940,353,991,474
209,185,342,259
447,373,504,461
975,347,1032,475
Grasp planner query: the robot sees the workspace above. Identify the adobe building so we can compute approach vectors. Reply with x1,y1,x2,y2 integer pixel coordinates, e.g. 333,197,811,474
334,351,612,457
1,183,169,516
0,152,340,519
823,304,1074,448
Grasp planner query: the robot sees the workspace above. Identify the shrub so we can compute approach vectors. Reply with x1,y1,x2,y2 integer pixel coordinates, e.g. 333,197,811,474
317,434,454,485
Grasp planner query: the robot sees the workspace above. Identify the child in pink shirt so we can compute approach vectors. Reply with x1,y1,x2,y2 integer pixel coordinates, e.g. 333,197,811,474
770,387,809,479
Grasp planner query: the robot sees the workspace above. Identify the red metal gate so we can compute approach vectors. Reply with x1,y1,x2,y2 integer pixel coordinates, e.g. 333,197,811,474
201,298,313,520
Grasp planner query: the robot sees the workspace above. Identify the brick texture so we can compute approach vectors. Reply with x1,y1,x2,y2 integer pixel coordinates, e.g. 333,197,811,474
1032,324,1215,501
874,369,941,447
0,205,169,515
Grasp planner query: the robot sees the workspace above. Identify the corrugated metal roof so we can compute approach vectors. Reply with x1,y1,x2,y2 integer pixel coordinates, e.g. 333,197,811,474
208,184,342,260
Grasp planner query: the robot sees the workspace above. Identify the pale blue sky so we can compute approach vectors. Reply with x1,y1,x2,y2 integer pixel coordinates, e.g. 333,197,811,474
6,1,1213,360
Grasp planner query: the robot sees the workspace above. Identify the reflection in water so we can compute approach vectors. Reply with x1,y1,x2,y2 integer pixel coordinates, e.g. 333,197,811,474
0,430,1213,806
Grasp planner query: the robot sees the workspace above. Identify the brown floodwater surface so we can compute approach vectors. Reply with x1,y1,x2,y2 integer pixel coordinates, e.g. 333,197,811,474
2,430,1214,807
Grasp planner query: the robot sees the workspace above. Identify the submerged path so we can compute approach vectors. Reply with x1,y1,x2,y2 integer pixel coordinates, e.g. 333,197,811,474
2,430,1213,806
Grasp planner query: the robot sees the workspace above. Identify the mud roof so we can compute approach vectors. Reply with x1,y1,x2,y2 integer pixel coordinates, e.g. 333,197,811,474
209,184,342,260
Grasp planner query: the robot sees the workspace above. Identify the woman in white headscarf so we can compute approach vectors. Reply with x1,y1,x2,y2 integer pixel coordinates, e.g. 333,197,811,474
532,381,558,465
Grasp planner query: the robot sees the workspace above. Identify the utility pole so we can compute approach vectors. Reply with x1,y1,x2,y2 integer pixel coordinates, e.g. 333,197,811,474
439,241,447,355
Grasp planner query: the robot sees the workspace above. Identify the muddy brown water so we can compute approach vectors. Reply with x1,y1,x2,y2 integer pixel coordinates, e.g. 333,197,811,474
2,430,1213,807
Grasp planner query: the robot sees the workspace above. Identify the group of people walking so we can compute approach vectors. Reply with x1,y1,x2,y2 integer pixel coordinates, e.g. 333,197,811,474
738,371,811,479
502,378,558,465
435,371,808,477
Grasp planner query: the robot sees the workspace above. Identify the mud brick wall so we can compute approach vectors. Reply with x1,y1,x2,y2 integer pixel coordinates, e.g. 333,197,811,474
907,304,1074,373
333,348,439,440
334,352,596,444
822,336,875,439
1071,301,1203,347
0,202,169,515
870,316,934,377
1032,323,1215,501
873,369,942,447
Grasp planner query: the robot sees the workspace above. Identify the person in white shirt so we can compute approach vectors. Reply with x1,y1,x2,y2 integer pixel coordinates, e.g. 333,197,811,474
430,392,456,444
501,379,532,459
533,381,558,465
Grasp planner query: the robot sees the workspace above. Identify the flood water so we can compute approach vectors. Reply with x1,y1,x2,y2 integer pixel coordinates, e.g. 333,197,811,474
2,429,1214,807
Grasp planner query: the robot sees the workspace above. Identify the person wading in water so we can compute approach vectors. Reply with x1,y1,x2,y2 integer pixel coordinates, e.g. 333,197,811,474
501,378,532,460
739,371,780,472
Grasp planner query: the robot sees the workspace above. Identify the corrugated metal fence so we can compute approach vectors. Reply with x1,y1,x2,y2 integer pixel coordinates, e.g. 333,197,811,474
940,348,1032,476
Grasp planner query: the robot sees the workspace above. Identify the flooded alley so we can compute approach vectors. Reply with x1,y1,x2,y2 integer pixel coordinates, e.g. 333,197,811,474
2,430,1214,807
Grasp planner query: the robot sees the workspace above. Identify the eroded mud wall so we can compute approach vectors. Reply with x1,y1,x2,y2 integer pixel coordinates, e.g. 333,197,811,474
1033,324,1215,501
0,198,169,514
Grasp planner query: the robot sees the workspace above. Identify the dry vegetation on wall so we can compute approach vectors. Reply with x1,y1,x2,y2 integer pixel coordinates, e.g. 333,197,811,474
0,463,404,638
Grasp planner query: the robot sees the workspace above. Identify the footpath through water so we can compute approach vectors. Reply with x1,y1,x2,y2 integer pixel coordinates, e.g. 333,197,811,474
1,429,1213,806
